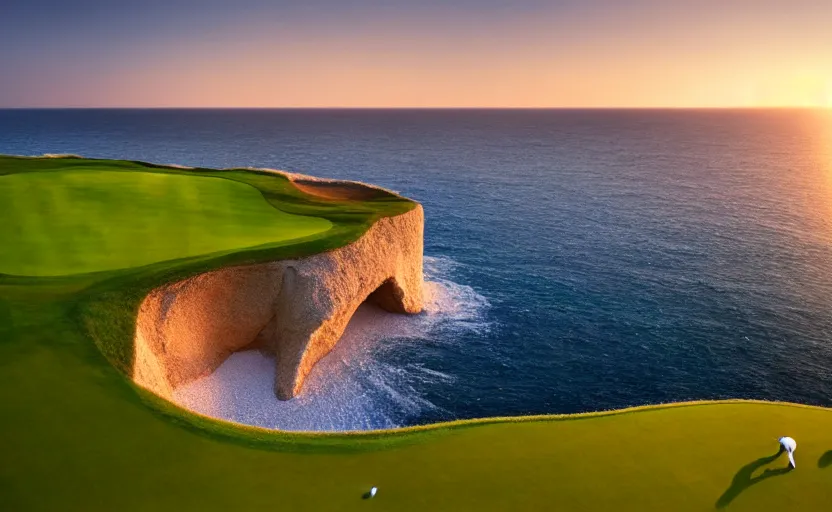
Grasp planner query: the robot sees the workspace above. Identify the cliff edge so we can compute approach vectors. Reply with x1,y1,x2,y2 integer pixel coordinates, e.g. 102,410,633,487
132,176,423,401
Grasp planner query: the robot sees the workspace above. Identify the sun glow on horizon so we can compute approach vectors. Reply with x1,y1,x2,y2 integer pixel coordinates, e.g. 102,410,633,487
743,74,832,109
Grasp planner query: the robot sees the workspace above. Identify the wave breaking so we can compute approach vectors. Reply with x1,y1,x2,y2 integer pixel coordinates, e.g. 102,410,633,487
172,255,489,431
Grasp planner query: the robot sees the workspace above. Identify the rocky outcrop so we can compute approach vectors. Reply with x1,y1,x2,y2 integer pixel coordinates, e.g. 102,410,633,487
132,179,423,401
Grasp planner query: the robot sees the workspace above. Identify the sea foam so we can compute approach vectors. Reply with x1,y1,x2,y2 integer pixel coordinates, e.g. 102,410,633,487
172,256,489,431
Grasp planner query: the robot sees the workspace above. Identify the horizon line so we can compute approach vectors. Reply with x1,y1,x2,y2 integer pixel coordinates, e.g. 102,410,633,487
1,106,830,111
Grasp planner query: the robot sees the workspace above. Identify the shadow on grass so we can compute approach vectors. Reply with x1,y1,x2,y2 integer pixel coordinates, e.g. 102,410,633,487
818,451,832,468
715,448,792,509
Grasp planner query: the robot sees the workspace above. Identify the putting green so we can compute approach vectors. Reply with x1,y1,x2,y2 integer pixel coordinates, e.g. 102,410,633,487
0,169,332,276
2,155,831,511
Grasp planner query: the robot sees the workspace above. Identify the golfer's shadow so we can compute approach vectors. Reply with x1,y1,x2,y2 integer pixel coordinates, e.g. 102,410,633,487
818,451,832,468
715,448,792,509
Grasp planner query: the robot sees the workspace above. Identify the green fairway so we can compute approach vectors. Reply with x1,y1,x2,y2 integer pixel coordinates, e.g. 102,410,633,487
2,155,832,511
3,308,832,511
0,170,332,276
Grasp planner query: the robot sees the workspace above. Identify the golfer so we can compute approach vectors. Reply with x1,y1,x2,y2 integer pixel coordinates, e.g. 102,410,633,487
779,436,797,468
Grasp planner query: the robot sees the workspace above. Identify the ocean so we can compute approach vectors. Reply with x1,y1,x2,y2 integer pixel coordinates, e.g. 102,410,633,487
3,108,832,431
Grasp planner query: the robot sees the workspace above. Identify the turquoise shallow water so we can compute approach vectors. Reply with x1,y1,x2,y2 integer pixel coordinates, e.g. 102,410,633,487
2,109,832,430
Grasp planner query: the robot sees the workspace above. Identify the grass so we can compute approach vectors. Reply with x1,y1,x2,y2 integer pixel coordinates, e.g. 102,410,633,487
0,154,414,377
0,169,332,276
2,155,832,510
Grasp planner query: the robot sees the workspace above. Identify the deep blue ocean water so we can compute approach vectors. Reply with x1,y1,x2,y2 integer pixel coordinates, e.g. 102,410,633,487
3,109,832,430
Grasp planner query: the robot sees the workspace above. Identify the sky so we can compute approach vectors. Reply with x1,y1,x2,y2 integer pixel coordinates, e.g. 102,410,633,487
1,0,831,108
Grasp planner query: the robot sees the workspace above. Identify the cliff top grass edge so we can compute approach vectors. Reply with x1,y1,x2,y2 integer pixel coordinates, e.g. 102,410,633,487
0,153,417,380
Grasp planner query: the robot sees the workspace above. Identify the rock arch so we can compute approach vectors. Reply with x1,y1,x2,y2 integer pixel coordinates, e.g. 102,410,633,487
132,206,423,401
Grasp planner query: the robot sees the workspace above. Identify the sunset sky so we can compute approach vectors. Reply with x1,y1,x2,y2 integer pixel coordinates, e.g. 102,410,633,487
2,0,831,108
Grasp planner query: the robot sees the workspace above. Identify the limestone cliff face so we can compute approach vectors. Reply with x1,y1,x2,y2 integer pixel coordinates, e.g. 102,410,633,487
132,181,423,401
